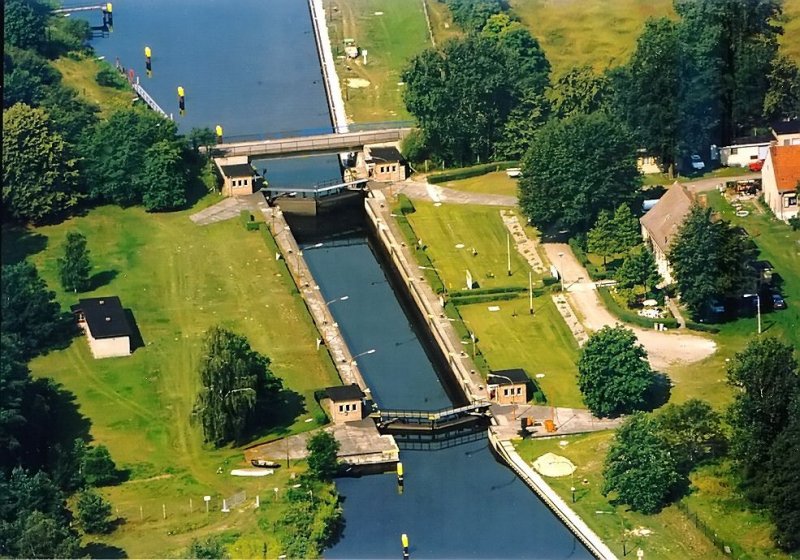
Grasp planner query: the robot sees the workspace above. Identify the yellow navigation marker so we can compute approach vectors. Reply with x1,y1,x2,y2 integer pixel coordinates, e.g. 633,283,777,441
145,46,152,58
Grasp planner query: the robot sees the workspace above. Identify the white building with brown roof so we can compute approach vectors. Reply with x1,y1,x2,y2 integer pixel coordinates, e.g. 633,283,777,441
639,184,694,284
762,145,800,222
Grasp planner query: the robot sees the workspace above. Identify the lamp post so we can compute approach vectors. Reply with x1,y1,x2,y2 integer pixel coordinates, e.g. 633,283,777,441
743,293,762,334
351,348,376,365
558,252,565,292
507,233,512,277
529,270,534,315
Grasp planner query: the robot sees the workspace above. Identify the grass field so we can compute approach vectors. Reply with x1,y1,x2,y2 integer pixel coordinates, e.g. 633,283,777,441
514,433,789,560
404,202,533,291
52,55,134,117
439,171,520,198
4,202,340,557
327,0,431,123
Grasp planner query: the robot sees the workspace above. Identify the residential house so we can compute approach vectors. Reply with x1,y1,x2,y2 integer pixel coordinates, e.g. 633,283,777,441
71,297,133,359
772,119,800,146
719,135,772,167
321,384,365,424
214,155,258,196
640,183,694,284
762,145,800,222
487,369,530,406
360,143,407,182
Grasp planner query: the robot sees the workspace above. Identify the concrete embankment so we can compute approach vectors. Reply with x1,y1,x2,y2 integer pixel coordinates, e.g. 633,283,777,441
488,429,618,560
307,0,349,133
364,192,489,403
261,206,367,391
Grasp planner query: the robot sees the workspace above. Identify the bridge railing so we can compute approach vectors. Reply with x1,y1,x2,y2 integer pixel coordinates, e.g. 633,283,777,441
217,120,415,144
376,400,491,422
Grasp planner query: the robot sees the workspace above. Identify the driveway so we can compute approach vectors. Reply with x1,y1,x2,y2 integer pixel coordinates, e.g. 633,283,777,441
543,243,717,372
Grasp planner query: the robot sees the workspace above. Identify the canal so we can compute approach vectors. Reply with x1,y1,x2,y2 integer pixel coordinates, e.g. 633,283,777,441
81,1,591,557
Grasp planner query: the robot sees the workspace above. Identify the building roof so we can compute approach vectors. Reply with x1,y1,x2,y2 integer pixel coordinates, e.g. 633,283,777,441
366,145,403,163
640,184,694,255
772,119,800,136
71,297,132,339
325,384,364,402
728,135,773,147
488,368,529,385
220,163,256,178
768,145,800,193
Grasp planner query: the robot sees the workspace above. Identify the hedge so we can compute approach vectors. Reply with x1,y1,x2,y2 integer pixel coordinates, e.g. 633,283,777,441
427,161,519,184
397,193,416,215
597,287,679,330
449,292,523,305
568,238,610,281
449,286,526,298
685,321,721,334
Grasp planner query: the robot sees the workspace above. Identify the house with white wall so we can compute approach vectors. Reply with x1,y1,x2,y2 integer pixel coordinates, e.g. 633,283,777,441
719,135,772,167
640,184,694,284
71,297,133,359
772,120,800,146
762,145,800,222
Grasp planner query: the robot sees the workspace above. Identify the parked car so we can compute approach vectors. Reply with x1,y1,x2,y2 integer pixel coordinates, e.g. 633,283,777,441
709,299,725,314
772,293,787,310
690,154,706,170
748,159,764,172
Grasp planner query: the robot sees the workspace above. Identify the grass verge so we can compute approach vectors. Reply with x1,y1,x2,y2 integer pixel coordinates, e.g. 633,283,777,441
438,170,520,198
52,54,134,117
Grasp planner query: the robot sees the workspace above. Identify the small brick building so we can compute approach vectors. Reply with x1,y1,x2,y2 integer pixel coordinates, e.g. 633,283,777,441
322,384,365,424
360,143,407,182
487,369,530,406
214,155,258,196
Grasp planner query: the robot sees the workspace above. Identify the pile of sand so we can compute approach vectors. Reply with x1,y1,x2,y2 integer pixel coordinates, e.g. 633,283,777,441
532,452,576,477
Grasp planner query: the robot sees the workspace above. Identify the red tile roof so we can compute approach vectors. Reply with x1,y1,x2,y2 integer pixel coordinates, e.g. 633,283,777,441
770,145,800,193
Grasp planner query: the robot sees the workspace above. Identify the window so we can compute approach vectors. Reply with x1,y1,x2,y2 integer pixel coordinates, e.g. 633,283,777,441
750,155,758,160
503,388,509,396
392,165,397,172
785,194,797,208
244,179,248,185
516,387,522,395
731,147,738,155
338,405,344,412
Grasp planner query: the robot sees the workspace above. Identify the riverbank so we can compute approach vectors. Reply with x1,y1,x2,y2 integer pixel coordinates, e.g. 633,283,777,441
308,0,349,131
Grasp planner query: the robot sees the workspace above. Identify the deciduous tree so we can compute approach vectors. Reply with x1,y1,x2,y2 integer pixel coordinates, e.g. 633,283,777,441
587,211,617,265
615,249,661,293
193,327,282,447
763,55,800,121
549,65,609,119
765,401,800,552
603,413,681,514
57,231,91,293
2,103,79,224
656,399,725,473
577,325,653,417
306,431,340,481
519,112,641,234
3,0,47,51
140,140,188,212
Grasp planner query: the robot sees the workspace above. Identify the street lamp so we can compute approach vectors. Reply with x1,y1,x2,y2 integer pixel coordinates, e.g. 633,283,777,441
303,242,324,251
743,293,762,334
558,252,565,292
351,348,376,365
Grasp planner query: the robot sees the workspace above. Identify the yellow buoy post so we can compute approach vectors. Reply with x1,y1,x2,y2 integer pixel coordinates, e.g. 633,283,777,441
103,3,113,27
397,462,404,484
144,46,152,75
177,86,185,114
401,534,410,559
215,125,224,144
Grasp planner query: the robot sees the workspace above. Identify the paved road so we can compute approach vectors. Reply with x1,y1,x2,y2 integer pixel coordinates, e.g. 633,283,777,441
395,179,517,206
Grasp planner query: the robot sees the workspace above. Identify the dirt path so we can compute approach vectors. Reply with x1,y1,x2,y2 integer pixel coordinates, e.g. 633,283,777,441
396,179,517,206
543,243,717,372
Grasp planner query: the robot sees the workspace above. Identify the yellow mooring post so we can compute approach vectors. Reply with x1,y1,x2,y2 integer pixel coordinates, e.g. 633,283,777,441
397,461,404,494
177,86,185,114
401,533,409,559
144,46,152,75
215,125,224,144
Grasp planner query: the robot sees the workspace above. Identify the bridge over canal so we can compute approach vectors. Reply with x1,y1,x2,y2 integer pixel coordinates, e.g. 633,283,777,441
372,401,492,435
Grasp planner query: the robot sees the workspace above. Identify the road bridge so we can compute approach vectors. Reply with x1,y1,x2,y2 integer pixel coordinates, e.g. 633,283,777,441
210,127,414,160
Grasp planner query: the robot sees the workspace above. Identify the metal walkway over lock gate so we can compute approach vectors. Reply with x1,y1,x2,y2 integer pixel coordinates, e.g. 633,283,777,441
372,401,492,435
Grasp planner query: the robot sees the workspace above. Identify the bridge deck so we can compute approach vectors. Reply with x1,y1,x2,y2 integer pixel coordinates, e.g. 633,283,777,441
376,400,491,423
212,128,413,159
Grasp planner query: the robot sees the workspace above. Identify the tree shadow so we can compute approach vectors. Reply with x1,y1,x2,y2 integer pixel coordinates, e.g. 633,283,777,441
246,388,307,442
90,269,119,291
0,226,48,265
123,309,145,352
83,542,128,559
642,372,672,411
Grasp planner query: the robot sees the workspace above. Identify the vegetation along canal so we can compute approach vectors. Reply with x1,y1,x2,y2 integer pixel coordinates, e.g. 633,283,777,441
83,1,590,557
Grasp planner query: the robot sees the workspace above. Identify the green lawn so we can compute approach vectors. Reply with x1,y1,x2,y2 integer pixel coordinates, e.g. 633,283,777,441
52,55,134,117
439,170,520,198
7,202,340,557
327,0,431,123
459,296,582,406
405,202,533,291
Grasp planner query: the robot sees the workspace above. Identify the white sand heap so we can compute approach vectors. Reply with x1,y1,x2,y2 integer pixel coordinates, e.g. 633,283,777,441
532,453,576,478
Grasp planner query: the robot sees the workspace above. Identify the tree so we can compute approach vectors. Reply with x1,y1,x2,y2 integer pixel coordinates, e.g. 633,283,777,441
82,444,118,487
57,231,91,292
763,55,800,121
519,112,641,234
615,249,661,294
76,489,113,534
187,127,217,153
4,0,47,51
188,537,228,559
670,205,757,317
0,336,29,468
140,140,188,211
549,65,610,119
193,326,282,447
445,0,504,32
1,261,65,358
727,337,799,491
2,103,79,224
306,431,340,481
587,211,617,265
577,325,653,417
603,413,681,514
656,399,725,473
764,401,800,552
611,204,641,253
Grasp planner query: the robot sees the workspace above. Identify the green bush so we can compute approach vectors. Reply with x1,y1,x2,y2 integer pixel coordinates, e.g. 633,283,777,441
542,276,559,287
449,286,526,297
400,128,428,163
245,221,260,231
685,321,721,334
95,64,127,89
532,389,547,404
397,194,416,215
449,292,523,305
427,161,519,184
597,287,679,329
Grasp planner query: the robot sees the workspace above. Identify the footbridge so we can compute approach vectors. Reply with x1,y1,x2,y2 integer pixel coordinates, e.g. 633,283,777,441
372,401,492,435
211,127,414,160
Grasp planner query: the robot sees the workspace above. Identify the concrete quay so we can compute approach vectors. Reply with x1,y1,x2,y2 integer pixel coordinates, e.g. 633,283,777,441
364,191,489,403
260,206,367,392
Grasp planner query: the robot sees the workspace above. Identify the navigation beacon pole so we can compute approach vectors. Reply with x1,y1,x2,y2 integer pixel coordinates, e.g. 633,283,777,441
215,125,224,144
177,86,185,116
145,46,152,77
102,3,113,30
396,461,404,494
401,533,410,559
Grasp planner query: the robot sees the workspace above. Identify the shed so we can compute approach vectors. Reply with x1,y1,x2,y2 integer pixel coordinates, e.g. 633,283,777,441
214,155,258,196
71,296,132,359
487,368,530,405
361,143,407,182
322,384,365,424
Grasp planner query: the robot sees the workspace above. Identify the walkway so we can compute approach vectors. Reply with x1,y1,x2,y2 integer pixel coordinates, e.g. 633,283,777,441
542,243,717,371
395,179,517,206
189,193,263,226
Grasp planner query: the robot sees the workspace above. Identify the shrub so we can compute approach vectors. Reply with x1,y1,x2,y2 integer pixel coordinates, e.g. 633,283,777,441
397,194,416,215
684,321,721,334
449,292,523,305
448,286,526,297
427,161,519,183
95,65,127,89
400,128,428,163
